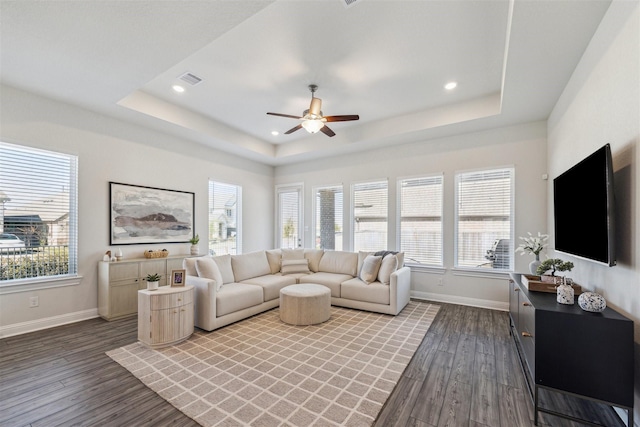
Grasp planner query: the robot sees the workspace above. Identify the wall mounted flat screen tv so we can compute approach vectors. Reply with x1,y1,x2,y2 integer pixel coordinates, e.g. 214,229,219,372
553,144,616,266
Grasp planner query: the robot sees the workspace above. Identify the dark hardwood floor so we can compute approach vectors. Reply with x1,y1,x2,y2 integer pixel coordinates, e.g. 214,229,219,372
0,302,626,427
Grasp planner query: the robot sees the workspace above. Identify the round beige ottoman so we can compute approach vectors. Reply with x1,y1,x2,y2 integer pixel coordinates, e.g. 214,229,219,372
279,284,331,326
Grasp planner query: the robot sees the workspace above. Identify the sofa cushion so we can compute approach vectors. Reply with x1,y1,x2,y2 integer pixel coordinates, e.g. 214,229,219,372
378,254,398,285
213,254,235,284
216,283,264,317
232,251,271,282
359,255,382,284
195,257,224,291
241,275,297,301
357,251,372,276
341,278,390,305
318,251,357,276
282,248,305,260
266,249,282,274
304,249,324,273
298,272,352,297
281,259,310,275
183,257,199,277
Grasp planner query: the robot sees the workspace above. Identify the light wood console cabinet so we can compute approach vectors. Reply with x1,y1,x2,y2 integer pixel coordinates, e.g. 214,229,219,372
138,285,194,348
98,255,187,320
509,273,633,426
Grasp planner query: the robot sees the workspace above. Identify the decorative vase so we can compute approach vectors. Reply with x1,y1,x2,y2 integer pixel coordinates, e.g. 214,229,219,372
529,254,541,275
147,280,159,291
578,292,606,312
190,245,199,256
556,278,574,305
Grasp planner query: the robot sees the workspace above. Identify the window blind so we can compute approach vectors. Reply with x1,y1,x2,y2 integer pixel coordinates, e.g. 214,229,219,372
455,168,513,270
278,187,301,249
353,180,388,252
0,141,78,281
208,181,241,255
314,185,343,250
399,175,443,265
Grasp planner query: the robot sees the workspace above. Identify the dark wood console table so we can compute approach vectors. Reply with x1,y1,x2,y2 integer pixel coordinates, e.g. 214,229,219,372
509,273,633,426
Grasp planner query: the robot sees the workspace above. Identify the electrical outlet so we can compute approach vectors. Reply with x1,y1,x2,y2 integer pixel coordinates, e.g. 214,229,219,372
437,278,444,286
29,296,39,308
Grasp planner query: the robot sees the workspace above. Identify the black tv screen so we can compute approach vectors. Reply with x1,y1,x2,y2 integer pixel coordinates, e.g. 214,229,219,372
553,144,616,266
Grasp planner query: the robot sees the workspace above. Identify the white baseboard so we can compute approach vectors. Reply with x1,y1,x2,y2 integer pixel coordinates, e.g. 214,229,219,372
411,291,509,311
0,309,99,339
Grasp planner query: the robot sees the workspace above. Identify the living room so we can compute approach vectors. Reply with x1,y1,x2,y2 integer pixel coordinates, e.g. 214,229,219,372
0,0,638,426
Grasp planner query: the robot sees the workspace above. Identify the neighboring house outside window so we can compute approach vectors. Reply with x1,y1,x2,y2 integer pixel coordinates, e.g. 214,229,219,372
398,174,443,266
208,180,241,255
314,185,343,251
352,180,388,252
455,167,514,271
0,142,78,282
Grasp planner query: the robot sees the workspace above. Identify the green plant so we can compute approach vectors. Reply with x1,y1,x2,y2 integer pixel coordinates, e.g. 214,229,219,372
189,234,199,245
146,273,161,282
536,258,574,276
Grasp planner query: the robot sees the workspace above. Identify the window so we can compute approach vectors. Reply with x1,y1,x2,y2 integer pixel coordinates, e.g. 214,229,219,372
208,180,241,255
455,167,514,270
314,185,343,250
352,180,388,252
0,142,78,281
398,175,443,265
276,184,303,249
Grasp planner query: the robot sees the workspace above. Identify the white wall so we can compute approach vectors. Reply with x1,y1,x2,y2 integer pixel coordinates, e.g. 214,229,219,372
547,0,639,422
275,121,548,310
0,85,274,335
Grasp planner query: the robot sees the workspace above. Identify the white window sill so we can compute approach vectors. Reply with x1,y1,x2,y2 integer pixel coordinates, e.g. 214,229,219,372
407,264,446,274
452,267,511,280
0,275,83,295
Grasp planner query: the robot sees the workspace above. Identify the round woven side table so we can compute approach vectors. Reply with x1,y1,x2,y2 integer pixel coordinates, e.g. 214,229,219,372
279,284,331,326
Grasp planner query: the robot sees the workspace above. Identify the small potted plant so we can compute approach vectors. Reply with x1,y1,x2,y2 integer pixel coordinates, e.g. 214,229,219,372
189,234,200,256
536,258,574,281
146,273,161,291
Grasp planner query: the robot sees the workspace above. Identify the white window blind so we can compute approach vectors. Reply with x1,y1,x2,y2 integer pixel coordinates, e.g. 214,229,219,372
352,180,388,252
208,181,241,255
314,185,343,250
398,175,443,265
0,142,78,281
455,168,513,270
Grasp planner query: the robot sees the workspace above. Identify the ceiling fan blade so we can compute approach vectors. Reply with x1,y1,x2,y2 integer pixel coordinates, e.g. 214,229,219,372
267,112,302,119
320,125,336,137
284,124,303,134
324,115,360,122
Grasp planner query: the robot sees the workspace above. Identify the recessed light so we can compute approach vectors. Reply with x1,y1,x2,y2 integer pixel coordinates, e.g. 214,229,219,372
172,85,185,93
271,131,279,136
444,82,457,90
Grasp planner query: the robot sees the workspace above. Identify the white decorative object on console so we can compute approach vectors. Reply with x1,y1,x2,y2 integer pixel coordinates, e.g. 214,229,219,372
556,278,574,305
578,292,606,312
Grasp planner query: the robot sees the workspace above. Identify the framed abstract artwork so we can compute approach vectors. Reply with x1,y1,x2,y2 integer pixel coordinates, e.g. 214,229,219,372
109,182,195,245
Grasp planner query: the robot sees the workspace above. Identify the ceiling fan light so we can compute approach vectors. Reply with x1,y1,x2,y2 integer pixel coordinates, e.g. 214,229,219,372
301,119,324,133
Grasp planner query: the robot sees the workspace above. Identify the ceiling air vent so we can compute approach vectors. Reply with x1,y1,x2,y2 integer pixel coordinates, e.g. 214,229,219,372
342,0,360,8
178,72,203,86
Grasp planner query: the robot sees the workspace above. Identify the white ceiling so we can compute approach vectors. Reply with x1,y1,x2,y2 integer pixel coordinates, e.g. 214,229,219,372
0,0,612,166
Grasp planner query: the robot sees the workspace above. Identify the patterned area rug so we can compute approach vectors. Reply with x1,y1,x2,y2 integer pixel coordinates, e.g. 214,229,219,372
107,301,439,426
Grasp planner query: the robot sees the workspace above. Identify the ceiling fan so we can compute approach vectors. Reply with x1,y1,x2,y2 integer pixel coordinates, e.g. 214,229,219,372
267,84,359,137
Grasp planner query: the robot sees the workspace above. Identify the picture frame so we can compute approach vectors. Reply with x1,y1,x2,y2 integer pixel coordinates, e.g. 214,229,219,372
171,269,186,287
109,182,194,245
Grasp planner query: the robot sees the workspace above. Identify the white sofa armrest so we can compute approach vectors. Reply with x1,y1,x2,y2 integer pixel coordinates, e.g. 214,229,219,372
185,274,218,331
389,266,411,315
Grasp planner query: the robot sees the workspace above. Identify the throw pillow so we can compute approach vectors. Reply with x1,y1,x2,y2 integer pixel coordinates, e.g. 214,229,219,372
377,254,398,285
359,255,382,284
195,257,224,291
213,254,235,284
281,259,311,275
304,249,324,272
282,248,305,260
266,249,282,274
357,251,373,276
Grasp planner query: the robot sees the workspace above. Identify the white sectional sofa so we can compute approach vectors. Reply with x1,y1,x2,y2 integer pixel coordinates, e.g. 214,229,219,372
183,248,411,331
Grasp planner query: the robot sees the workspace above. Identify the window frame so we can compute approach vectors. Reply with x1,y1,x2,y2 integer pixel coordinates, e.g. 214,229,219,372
396,173,444,267
275,183,304,249
208,179,242,256
350,178,388,253
311,183,344,251
453,166,515,274
0,141,80,291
